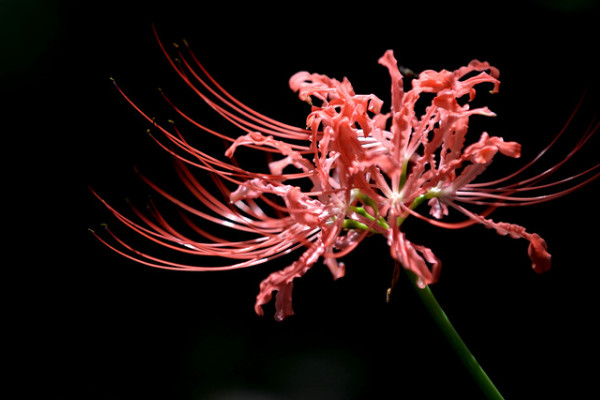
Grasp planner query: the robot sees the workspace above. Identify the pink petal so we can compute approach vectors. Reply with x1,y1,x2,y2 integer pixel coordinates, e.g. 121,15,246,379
254,240,325,320
377,50,404,113
274,282,295,322
324,256,346,280
428,197,449,220
528,233,552,274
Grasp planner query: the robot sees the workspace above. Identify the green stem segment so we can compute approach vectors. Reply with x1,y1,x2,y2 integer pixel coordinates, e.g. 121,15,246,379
407,271,505,400
348,189,502,398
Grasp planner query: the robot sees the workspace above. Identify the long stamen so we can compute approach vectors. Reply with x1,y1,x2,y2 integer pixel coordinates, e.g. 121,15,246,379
112,79,313,183
93,225,274,271
468,95,590,188
179,37,311,136
455,168,600,206
152,26,311,142
455,118,599,206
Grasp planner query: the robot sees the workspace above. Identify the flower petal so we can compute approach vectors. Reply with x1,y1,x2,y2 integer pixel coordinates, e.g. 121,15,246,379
528,233,551,274
254,239,325,320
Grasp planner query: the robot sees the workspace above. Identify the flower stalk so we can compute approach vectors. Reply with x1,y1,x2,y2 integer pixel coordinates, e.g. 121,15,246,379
407,270,504,400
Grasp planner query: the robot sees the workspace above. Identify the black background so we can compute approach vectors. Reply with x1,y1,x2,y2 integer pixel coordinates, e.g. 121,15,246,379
9,0,600,399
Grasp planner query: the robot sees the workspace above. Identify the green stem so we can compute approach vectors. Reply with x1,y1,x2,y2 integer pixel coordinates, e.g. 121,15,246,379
407,271,504,400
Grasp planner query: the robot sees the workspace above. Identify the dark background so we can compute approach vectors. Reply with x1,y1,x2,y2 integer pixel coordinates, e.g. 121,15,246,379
8,0,599,398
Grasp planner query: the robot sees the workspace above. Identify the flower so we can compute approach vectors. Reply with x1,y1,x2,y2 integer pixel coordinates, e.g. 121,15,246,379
92,32,599,321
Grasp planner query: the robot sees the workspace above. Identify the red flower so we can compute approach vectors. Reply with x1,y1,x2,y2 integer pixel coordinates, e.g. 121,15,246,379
92,33,598,320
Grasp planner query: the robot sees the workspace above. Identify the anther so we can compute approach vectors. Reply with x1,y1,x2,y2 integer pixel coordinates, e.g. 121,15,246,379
386,287,393,303
399,66,415,77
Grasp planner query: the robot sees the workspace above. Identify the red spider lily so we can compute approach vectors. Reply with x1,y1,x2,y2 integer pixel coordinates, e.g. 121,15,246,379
91,33,599,321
